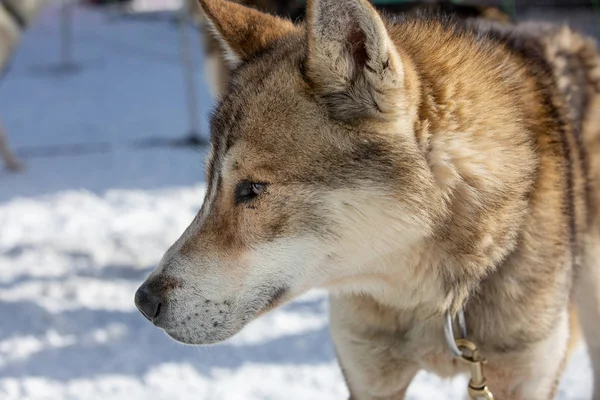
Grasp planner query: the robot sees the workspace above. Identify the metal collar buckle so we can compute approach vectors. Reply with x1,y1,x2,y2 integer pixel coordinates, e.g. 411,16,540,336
444,310,495,400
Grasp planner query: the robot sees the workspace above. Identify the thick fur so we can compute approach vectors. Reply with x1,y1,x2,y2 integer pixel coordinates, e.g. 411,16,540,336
0,0,47,171
138,0,600,399
186,0,511,98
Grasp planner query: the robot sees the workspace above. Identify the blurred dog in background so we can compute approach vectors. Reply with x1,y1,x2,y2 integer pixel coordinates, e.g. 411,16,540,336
187,0,511,99
0,0,48,171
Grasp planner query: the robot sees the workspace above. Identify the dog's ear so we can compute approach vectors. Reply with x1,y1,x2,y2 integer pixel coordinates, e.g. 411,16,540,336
305,0,404,121
199,0,298,68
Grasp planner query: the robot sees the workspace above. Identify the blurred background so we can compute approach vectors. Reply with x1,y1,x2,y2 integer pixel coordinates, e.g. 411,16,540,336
0,0,597,399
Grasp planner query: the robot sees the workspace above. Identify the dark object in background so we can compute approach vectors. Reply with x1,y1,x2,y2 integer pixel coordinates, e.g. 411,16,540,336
237,0,512,24
84,0,132,5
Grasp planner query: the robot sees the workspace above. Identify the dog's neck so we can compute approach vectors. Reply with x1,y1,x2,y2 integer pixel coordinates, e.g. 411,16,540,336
400,19,535,313
325,19,539,316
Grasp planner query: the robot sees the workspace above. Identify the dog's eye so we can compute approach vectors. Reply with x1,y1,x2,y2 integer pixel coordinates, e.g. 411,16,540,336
235,181,267,205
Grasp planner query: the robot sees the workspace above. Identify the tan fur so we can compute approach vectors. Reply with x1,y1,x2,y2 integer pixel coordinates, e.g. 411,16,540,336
137,0,600,398
187,0,511,100
188,0,301,98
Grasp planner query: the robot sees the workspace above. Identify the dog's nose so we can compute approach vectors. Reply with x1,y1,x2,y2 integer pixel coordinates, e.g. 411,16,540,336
134,283,163,322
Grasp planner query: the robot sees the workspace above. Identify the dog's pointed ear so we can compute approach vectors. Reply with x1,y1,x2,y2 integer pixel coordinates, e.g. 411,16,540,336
305,0,404,121
199,0,298,68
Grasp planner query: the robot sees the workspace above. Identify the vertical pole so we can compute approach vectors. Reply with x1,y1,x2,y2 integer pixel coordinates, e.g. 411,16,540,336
178,2,202,145
503,0,517,21
593,0,600,38
60,0,74,70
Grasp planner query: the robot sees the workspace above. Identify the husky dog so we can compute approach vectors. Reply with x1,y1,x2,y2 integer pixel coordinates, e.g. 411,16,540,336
0,0,47,171
136,0,600,398
186,0,511,99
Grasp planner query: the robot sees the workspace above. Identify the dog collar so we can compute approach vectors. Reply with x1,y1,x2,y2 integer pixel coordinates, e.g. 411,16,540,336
1,0,27,30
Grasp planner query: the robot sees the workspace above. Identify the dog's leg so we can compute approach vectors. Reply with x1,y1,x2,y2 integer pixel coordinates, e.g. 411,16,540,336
0,123,23,171
329,295,419,400
575,237,600,400
337,347,418,400
482,308,572,400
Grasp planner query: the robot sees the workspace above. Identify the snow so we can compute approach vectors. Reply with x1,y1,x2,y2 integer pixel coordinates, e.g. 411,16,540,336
0,3,594,399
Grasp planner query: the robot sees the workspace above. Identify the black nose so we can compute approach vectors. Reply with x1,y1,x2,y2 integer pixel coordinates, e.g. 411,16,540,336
135,283,163,322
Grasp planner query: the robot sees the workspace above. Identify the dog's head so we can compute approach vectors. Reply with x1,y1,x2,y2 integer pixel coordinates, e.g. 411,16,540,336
135,0,444,345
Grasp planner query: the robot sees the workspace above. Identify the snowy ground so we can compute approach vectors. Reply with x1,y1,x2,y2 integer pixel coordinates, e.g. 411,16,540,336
0,3,595,400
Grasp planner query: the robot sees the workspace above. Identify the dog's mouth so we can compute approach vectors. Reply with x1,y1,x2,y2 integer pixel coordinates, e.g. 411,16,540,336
157,286,291,345
256,286,289,315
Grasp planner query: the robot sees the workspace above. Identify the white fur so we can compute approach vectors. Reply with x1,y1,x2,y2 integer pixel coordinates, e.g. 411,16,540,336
517,309,570,399
578,235,600,399
244,237,326,297
317,188,445,311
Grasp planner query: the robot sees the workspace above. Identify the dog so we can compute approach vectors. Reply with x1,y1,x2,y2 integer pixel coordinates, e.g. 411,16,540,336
186,0,511,99
136,0,600,398
0,0,47,171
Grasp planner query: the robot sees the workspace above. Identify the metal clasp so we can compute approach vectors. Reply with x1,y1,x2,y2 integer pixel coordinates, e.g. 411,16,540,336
445,311,494,400
455,338,494,400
